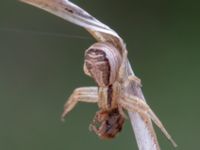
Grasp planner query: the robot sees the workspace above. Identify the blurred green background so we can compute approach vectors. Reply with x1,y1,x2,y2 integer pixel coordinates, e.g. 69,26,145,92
0,0,199,149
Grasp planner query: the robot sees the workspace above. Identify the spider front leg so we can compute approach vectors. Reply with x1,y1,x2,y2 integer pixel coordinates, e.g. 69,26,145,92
118,49,141,87
61,87,98,120
119,94,177,147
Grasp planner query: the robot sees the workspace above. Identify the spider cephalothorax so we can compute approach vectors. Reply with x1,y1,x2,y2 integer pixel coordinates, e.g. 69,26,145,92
89,108,125,139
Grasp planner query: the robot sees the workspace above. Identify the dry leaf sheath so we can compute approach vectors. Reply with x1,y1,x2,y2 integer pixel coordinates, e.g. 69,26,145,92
19,0,177,149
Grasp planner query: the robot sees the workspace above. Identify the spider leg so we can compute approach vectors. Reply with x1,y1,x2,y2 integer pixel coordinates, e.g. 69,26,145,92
117,49,141,87
118,105,128,119
118,49,128,82
61,87,98,121
128,75,142,86
119,94,177,147
123,75,142,88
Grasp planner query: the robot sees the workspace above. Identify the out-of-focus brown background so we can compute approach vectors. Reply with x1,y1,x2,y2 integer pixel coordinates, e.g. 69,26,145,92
0,0,199,149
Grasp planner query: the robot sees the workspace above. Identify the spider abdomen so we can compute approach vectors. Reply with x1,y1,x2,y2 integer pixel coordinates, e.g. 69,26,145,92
84,42,122,87
85,48,111,86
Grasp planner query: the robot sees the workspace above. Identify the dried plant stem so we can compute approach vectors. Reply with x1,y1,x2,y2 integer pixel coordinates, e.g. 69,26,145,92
126,61,160,150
